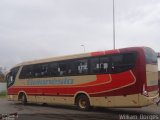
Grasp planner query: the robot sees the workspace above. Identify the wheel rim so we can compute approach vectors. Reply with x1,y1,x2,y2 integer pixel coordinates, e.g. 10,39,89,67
79,99,87,109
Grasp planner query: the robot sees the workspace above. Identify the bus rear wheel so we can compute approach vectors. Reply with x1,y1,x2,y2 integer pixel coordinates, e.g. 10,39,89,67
21,94,27,105
76,95,90,111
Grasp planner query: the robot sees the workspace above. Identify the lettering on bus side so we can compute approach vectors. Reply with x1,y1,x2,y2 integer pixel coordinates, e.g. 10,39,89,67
27,77,74,86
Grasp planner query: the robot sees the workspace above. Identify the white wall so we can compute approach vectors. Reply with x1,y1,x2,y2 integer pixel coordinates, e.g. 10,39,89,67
0,83,6,92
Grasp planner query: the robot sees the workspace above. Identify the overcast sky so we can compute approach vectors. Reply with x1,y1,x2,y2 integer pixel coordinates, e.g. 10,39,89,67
0,0,160,69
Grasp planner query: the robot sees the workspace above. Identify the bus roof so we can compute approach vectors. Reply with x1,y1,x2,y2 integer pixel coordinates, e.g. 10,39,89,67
13,46,147,68
14,52,91,67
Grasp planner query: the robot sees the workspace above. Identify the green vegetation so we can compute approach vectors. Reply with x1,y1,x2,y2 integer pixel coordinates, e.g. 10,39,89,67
0,91,7,98
0,74,5,82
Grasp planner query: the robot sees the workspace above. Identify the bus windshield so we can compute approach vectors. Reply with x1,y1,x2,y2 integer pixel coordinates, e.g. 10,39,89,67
144,47,157,64
6,67,20,88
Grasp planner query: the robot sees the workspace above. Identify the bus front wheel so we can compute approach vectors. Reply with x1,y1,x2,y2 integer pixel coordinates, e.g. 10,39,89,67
21,94,27,105
76,95,90,111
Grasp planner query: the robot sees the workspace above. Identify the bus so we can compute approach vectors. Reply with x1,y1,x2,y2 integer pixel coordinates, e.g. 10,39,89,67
6,47,159,110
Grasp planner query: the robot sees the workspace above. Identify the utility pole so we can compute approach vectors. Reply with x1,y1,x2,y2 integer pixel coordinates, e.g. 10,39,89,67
113,0,116,49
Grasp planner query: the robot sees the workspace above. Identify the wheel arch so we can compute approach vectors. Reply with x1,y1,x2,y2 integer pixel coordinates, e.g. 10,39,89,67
18,91,27,101
74,91,91,105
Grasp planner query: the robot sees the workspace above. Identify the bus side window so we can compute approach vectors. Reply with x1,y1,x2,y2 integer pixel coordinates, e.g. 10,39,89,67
41,64,48,77
90,57,99,74
33,64,41,77
48,62,59,77
111,53,136,73
26,66,34,78
99,56,110,73
19,65,33,79
68,61,76,75
76,59,88,74
58,62,67,76
111,54,123,73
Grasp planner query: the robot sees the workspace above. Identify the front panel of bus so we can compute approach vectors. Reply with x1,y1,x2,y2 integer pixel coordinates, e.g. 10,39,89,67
6,66,20,100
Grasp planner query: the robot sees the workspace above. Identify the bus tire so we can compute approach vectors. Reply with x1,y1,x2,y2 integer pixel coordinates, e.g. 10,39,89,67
76,95,90,111
21,94,27,105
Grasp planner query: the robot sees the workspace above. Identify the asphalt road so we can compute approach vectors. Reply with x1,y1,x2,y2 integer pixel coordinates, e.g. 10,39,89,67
0,98,160,120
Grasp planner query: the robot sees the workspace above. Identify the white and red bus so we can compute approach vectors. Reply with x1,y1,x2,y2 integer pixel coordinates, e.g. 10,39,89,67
6,47,159,110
